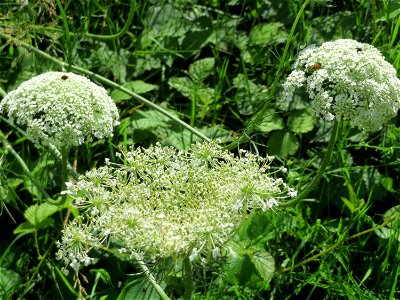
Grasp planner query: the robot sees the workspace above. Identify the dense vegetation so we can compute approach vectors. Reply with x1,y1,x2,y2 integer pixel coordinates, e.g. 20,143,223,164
1,0,400,299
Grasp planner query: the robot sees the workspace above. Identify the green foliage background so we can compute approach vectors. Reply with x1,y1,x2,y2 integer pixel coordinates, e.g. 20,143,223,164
1,0,400,299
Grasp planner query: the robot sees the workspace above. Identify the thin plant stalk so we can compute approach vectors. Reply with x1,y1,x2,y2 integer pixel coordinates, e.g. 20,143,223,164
130,252,170,300
280,120,340,207
55,0,73,66
0,130,52,201
85,0,135,40
60,146,69,203
227,0,312,150
0,32,211,143
183,257,194,300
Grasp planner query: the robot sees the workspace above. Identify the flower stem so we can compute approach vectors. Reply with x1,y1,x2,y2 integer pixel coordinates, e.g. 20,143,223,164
183,257,194,300
130,252,170,300
280,120,340,207
60,146,69,203
226,0,313,151
0,130,51,201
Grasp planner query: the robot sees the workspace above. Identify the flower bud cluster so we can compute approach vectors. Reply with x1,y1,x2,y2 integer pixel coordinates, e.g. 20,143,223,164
0,72,119,148
56,141,296,273
282,39,400,131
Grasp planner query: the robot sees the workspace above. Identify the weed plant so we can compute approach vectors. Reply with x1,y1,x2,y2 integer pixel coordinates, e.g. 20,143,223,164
1,0,400,299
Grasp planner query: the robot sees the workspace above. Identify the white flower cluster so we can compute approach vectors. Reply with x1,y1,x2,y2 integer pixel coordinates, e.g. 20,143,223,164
56,141,296,272
282,39,400,131
0,72,119,149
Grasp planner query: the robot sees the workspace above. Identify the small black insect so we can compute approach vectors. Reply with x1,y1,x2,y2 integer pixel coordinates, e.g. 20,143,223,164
61,74,68,80
356,47,363,52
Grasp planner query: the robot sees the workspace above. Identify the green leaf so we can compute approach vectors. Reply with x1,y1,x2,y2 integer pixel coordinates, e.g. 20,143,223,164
237,213,271,241
287,109,315,133
249,250,275,282
111,81,157,100
118,277,165,300
341,197,356,213
13,222,36,234
256,109,285,133
233,74,267,115
168,77,195,100
130,110,171,130
0,267,21,299
248,22,287,46
188,57,215,82
23,202,59,228
266,131,299,157
375,205,400,241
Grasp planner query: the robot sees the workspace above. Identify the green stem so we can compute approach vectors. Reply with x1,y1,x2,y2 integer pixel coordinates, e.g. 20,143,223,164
0,115,78,180
130,252,170,300
226,0,312,151
60,146,69,203
55,0,73,66
85,0,135,40
183,257,194,300
280,120,339,207
0,32,210,143
0,130,51,201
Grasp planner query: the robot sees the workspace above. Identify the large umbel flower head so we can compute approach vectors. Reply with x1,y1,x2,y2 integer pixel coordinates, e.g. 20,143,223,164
0,72,119,149
56,141,297,274
282,39,400,132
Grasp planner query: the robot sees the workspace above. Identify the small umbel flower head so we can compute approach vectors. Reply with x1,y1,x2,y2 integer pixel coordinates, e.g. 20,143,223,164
57,141,296,272
0,72,119,149
282,39,400,132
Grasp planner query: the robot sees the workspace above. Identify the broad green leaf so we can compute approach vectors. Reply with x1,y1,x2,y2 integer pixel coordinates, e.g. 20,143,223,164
130,110,171,130
238,213,271,241
249,250,275,282
375,205,400,241
13,222,36,234
168,77,214,104
233,74,268,115
0,267,21,299
111,81,157,100
118,277,165,300
287,109,315,133
189,57,215,82
248,22,287,46
168,77,195,100
256,109,285,133
23,202,59,228
381,176,395,192
266,131,299,157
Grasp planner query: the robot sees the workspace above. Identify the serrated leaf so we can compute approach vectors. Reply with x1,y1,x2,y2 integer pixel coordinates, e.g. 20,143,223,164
168,77,195,100
287,109,315,133
111,81,157,100
23,202,59,227
249,250,275,282
267,131,299,157
0,268,21,299
189,57,215,82
256,109,285,133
